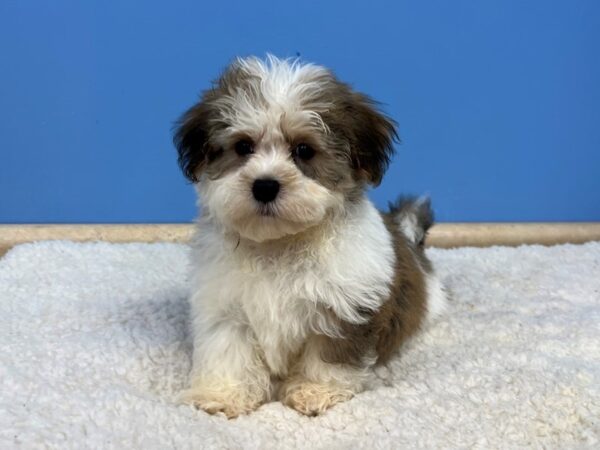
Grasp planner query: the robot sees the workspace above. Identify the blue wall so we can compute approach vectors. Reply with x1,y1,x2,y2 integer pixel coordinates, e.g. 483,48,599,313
1,1,599,223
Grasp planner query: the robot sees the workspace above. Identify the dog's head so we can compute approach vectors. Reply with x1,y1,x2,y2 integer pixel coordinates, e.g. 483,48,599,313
174,56,397,242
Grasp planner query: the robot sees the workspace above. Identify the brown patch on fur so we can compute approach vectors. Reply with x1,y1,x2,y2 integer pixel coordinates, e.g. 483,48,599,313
173,65,259,182
318,84,398,187
374,213,428,364
318,214,429,367
173,96,215,182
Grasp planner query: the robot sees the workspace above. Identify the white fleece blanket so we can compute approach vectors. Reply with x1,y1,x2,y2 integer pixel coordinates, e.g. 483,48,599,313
0,241,599,449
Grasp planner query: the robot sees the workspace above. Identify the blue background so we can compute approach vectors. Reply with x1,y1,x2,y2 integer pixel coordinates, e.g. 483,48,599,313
1,1,599,223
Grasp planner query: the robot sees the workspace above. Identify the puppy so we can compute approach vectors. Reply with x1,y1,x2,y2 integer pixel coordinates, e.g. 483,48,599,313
174,55,446,418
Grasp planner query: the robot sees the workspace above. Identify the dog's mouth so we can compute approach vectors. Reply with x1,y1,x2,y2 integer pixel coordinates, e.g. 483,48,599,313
256,204,276,217
232,198,329,243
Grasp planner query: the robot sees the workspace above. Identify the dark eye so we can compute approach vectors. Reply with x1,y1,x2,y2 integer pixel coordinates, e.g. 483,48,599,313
293,143,315,161
234,140,254,156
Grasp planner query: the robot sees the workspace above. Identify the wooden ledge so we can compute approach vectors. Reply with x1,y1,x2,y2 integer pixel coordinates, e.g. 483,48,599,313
428,223,600,248
1,223,599,257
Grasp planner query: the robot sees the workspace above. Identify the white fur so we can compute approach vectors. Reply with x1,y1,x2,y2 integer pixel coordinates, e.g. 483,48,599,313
184,197,395,416
187,197,394,381
397,196,429,246
399,213,418,244
210,56,333,150
425,273,448,321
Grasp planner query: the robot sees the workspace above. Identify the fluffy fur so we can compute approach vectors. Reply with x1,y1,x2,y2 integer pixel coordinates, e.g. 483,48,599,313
174,55,446,417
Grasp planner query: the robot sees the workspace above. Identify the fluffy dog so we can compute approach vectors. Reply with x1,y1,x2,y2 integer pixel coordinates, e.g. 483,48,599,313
174,55,446,417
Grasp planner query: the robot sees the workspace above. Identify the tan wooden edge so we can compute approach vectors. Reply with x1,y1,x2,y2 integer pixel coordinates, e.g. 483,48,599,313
1,223,600,257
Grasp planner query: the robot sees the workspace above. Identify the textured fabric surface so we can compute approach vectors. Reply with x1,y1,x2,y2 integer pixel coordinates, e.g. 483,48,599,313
0,241,599,449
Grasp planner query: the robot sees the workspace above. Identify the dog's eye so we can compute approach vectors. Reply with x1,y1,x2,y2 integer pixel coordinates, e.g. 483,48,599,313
234,140,254,156
293,143,315,161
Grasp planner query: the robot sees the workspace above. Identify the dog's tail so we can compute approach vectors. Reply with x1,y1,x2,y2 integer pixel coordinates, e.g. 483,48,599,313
388,196,434,247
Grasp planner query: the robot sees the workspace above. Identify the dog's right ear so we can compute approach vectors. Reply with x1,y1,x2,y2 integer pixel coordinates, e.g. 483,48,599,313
173,101,212,182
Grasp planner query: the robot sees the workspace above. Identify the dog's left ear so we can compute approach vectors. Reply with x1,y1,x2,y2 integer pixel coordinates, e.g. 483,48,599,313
347,93,398,186
173,100,213,183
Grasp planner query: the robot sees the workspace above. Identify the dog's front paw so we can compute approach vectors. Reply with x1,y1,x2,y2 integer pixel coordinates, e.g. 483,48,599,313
279,378,355,416
179,380,264,419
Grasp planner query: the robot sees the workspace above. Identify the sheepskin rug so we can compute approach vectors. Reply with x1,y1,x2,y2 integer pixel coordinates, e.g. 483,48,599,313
0,241,598,449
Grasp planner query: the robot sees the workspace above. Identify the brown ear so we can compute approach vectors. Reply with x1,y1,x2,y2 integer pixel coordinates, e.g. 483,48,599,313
173,100,213,182
347,93,398,186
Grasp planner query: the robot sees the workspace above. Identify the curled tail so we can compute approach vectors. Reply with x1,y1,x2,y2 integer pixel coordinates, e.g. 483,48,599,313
388,196,434,247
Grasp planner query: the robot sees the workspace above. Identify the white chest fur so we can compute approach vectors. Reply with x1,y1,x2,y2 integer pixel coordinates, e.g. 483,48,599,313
188,198,395,375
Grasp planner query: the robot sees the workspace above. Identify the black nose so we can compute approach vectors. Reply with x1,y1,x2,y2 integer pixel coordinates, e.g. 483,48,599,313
252,178,280,203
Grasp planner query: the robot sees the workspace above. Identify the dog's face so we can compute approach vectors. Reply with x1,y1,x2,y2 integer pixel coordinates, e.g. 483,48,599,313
174,56,397,242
